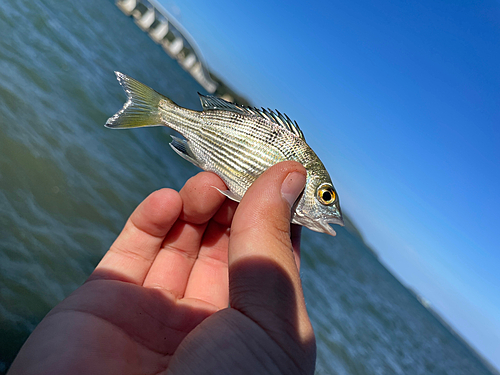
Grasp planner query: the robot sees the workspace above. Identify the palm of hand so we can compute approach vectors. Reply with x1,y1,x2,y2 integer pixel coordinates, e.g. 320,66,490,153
16,173,234,373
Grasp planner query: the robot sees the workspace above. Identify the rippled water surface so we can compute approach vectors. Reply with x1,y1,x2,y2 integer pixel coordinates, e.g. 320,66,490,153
0,0,495,374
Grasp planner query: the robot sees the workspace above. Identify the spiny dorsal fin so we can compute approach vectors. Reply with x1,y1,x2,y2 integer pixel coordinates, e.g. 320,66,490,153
198,93,246,114
243,107,305,140
198,93,305,140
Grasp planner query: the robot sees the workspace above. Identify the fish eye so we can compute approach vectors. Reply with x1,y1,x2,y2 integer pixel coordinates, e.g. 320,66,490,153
317,184,336,205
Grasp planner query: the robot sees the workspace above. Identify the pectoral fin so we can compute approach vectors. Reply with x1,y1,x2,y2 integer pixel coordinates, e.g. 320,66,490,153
212,187,242,202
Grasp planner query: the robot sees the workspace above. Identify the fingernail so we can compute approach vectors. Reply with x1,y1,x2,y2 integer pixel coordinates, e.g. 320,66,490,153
281,172,306,207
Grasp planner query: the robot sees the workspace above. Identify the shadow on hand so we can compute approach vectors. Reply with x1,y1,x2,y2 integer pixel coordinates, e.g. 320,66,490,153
167,256,316,375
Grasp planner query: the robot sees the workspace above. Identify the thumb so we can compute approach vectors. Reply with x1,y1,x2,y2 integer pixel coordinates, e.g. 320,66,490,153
229,160,306,268
228,161,314,361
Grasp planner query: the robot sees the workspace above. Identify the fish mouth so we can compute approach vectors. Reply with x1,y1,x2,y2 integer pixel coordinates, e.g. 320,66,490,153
319,217,344,237
326,217,345,227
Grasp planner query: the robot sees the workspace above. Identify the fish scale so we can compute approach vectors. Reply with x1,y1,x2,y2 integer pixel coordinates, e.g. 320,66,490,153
106,72,344,235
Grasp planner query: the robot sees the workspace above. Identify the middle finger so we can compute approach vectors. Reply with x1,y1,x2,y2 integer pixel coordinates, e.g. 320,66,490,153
142,172,228,296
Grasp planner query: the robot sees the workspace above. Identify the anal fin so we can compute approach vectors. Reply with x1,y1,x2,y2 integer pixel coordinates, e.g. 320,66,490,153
169,135,201,168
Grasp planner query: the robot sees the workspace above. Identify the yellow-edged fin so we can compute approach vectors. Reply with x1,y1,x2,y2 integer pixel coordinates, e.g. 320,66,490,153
105,72,170,129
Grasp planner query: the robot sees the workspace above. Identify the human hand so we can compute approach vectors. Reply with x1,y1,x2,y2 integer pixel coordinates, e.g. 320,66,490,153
8,161,316,375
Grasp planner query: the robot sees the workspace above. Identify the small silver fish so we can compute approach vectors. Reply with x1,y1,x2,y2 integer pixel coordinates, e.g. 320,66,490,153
106,72,343,235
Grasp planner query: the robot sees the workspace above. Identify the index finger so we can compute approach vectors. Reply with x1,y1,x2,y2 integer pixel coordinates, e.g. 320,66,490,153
90,188,182,284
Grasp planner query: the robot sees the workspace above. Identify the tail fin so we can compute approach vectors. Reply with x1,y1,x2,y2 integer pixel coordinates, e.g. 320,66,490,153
105,72,172,129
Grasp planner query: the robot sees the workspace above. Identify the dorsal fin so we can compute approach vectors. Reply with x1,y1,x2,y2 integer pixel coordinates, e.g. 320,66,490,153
198,93,246,114
198,93,305,140
243,106,305,140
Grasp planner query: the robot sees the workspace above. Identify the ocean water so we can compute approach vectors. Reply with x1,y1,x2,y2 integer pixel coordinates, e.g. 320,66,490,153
0,0,496,374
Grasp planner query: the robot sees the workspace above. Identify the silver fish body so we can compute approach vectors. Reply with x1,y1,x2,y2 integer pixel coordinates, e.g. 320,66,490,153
106,72,343,235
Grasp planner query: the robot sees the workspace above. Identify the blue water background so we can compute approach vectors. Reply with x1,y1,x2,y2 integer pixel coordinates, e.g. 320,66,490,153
0,0,496,374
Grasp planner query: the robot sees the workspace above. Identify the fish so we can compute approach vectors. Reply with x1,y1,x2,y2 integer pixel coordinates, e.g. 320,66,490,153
105,72,344,235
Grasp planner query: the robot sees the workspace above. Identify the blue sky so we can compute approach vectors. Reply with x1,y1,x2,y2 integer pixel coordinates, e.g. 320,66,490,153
159,0,500,368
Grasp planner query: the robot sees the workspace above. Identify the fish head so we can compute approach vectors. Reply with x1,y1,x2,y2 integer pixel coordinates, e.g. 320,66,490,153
292,171,344,236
